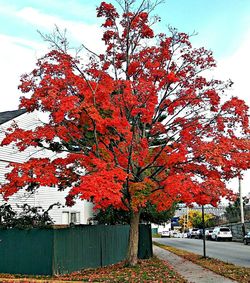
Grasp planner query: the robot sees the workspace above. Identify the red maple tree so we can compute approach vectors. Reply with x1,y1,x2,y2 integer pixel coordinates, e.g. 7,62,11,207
1,1,250,265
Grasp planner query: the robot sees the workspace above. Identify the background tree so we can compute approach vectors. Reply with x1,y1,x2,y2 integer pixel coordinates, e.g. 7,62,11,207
0,0,250,265
224,196,250,223
179,210,216,230
223,196,250,223
95,202,176,225
224,198,241,223
0,204,16,228
0,203,59,229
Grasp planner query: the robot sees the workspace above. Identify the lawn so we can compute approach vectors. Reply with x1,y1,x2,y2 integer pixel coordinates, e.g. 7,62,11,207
154,241,250,283
0,257,187,283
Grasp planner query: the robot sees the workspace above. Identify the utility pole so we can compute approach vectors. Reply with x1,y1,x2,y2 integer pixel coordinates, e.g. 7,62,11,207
239,176,246,236
183,209,186,231
201,205,206,258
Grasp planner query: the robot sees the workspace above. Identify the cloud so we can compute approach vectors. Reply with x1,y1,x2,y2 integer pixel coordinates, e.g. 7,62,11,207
0,5,104,111
16,6,104,53
0,0,98,22
0,2,104,53
215,30,250,106
0,34,47,112
0,33,44,50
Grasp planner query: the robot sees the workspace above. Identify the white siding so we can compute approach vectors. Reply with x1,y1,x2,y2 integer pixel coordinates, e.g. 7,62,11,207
0,112,40,164
34,186,94,224
0,161,10,181
0,111,94,224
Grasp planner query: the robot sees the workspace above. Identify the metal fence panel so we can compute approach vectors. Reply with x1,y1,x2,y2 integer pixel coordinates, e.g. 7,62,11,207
0,229,53,275
53,226,102,274
100,225,129,266
0,224,152,275
138,224,153,259
53,224,152,274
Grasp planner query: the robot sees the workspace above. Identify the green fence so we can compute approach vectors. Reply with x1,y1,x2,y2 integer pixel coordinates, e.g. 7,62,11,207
53,225,131,274
0,229,53,275
0,224,152,275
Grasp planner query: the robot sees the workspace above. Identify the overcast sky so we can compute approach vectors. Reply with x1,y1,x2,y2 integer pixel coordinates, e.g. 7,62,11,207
0,0,249,197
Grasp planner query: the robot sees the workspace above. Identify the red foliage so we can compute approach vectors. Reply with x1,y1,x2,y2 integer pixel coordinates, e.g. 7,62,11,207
1,2,250,215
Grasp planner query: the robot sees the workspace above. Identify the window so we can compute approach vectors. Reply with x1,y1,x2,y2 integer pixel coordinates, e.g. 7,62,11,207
70,212,80,224
220,228,230,232
62,211,80,224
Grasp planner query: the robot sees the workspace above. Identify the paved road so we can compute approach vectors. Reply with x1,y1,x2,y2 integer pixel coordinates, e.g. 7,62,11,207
153,237,250,267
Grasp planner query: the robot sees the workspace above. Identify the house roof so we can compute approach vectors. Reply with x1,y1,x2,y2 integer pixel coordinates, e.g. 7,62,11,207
0,109,26,125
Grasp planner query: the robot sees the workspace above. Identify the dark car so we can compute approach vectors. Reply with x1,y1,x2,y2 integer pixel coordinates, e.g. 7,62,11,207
243,232,250,245
198,229,204,239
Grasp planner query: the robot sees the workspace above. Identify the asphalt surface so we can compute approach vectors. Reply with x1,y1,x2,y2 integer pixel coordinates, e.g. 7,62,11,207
154,237,250,267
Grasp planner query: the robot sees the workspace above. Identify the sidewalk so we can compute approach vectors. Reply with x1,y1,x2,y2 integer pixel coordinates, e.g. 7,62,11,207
153,245,238,283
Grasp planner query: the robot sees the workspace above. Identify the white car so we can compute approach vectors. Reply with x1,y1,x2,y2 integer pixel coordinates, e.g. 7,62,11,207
189,228,201,239
161,230,170,237
211,227,232,241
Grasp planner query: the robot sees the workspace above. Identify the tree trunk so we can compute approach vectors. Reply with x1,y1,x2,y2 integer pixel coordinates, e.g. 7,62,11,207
126,211,140,266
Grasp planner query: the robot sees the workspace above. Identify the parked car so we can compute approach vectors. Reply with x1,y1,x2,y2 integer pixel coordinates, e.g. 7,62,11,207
171,231,178,238
205,229,214,240
169,231,183,238
198,229,206,239
161,230,170,238
243,232,250,245
189,228,201,239
211,227,232,241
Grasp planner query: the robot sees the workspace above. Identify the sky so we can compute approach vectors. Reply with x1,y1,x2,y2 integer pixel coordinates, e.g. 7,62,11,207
0,0,249,197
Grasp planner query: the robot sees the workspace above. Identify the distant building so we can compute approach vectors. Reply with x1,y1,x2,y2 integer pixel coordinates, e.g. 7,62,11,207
175,204,227,218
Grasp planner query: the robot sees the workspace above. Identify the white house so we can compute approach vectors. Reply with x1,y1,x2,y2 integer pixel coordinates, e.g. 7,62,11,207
0,110,94,225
